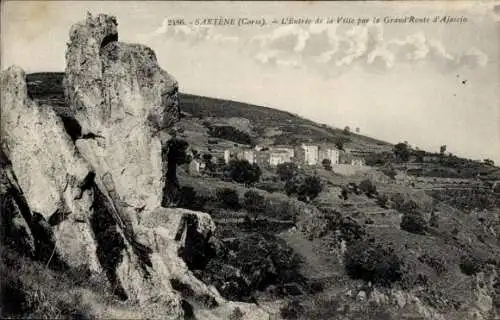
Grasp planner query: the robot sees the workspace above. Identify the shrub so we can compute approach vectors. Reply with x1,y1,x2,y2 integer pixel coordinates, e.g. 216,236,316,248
321,159,332,171
243,190,265,220
286,175,323,202
376,193,389,208
339,217,366,243
276,162,298,181
400,213,427,235
418,254,446,275
226,159,261,185
394,143,410,162
216,188,240,210
365,152,393,166
359,179,377,197
344,240,402,287
178,186,208,211
391,193,419,214
459,255,483,276
197,234,305,302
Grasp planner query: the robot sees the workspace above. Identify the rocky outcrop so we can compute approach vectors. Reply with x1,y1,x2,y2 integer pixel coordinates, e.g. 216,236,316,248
0,12,267,319
1,66,100,272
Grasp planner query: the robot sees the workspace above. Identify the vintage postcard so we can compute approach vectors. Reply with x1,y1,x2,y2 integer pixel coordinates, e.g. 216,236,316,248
1,1,499,319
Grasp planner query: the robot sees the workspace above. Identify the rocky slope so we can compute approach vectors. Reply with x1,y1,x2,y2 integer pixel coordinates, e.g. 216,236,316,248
1,13,268,319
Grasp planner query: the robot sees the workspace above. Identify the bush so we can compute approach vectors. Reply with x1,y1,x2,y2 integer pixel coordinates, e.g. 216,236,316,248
391,193,419,214
243,190,265,220
285,175,323,202
216,188,240,210
459,255,483,276
344,240,402,287
394,143,410,162
178,186,208,211
400,213,427,235
197,234,305,302
376,193,389,208
226,159,261,185
365,152,393,166
359,179,377,197
321,159,332,171
418,254,447,275
276,162,298,181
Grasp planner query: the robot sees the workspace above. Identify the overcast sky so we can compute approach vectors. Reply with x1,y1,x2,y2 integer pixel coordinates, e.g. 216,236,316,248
2,1,499,162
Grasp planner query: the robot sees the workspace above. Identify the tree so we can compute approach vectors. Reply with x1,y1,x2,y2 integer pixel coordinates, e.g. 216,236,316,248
202,153,213,163
344,240,402,287
334,137,345,151
393,142,410,162
276,162,298,181
343,126,351,135
216,188,240,210
400,213,427,235
286,175,323,202
439,145,447,155
226,159,261,185
484,159,495,166
355,127,360,134
243,190,265,221
359,179,377,197
301,176,322,201
321,158,332,171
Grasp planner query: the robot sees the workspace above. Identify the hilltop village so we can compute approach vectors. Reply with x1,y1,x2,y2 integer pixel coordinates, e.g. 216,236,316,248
188,144,368,177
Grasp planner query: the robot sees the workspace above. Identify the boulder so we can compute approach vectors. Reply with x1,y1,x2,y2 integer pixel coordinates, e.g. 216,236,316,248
1,66,100,272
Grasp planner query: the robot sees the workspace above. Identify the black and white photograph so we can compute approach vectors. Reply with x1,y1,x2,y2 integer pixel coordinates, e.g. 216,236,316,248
1,1,499,319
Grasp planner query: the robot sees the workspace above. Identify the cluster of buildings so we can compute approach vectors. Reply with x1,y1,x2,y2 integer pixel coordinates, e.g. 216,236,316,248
223,144,365,168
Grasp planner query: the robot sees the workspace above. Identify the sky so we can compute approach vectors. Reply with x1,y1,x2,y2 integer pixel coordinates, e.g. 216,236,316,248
2,1,499,163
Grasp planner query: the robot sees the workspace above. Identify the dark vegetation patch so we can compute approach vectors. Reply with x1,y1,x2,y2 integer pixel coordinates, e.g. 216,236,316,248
428,188,500,211
224,159,261,185
344,240,403,287
458,254,484,276
400,213,428,235
194,233,307,302
205,124,252,145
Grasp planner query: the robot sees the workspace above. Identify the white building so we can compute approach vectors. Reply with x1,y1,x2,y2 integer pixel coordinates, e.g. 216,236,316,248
301,144,319,166
268,147,295,166
351,158,365,166
319,147,340,165
188,159,205,176
224,148,256,164
224,149,232,164
238,150,256,164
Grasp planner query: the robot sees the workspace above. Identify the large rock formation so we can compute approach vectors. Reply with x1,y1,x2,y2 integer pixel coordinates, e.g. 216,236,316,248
1,66,100,272
1,12,268,319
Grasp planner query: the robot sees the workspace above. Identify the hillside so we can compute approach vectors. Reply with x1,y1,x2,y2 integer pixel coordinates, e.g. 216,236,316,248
2,71,496,320
26,72,393,153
